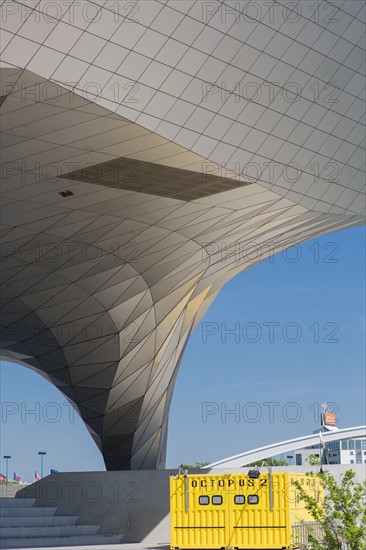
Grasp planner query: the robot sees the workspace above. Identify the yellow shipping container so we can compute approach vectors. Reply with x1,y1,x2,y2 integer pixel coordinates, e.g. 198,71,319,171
170,472,323,550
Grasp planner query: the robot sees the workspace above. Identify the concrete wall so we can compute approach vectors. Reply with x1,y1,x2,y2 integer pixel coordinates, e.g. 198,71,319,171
16,470,173,543
16,465,366,543
0,483,27,498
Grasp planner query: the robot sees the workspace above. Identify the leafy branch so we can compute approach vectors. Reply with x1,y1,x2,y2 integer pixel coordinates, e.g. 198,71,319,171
294,459,366,550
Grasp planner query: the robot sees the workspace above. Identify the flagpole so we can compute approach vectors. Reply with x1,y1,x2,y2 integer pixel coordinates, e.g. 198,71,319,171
319,431,324,474
38,452,46,478
3,456,11,485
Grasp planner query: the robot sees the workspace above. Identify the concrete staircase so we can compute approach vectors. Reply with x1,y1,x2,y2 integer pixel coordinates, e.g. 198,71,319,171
0,497,123,548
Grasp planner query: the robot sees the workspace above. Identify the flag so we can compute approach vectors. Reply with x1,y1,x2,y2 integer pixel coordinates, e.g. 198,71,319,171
34,471,41,481
319,430,325,446
13,472,21,481
0,473,6,483
49,469,59,474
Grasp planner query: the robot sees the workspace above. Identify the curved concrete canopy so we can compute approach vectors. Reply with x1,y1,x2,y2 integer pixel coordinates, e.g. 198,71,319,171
0,1,365,469
206,425,366,468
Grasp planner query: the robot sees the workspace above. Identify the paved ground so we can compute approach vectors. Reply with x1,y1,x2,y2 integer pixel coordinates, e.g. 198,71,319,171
10,546,283,550
10,545,171,550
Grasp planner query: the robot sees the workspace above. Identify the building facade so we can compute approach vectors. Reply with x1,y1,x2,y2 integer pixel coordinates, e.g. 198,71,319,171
326,438,366,465
1,1,365,469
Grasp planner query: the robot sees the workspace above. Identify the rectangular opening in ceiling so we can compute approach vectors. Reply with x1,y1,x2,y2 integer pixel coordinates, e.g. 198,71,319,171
59,156,250,201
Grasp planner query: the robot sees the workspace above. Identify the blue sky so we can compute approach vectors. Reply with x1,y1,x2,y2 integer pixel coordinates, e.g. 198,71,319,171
1,226,365,481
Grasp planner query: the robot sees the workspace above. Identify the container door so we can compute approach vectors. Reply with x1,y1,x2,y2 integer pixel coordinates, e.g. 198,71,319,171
170,475,228,549
229,474,289,549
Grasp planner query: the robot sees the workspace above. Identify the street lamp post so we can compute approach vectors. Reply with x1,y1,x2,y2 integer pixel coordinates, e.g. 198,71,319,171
3,455,11,485
38,452,46,478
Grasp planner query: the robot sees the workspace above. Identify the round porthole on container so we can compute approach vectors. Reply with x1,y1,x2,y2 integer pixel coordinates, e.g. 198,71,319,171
248,494,259,504
234,495,245,505
199,495,209,505
212,495,223,505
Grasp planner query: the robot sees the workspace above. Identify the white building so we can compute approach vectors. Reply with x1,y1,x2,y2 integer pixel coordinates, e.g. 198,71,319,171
326,438,366,465
292,438,366,466
291,405,366,466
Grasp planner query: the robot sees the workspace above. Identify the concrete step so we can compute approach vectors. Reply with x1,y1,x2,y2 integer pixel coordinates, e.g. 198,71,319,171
0,515,78,528
0,499,36,508
0,533,123,548
0,524,100,537
0,507,57,517
0,494,123,547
